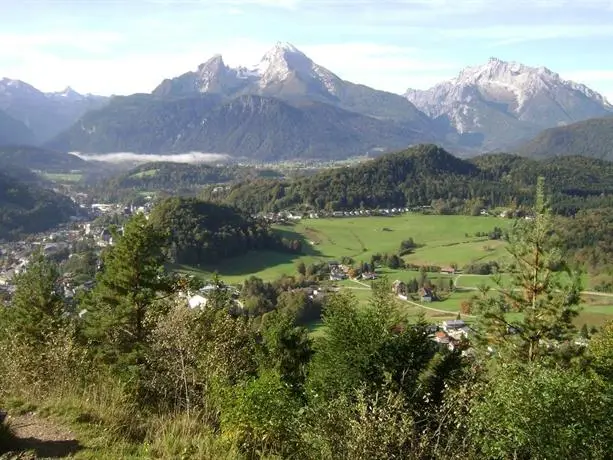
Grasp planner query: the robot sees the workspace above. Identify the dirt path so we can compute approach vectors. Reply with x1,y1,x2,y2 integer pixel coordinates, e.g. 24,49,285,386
3,412,81,459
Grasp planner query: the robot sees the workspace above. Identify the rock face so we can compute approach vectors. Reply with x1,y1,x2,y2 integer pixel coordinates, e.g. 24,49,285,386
47,42,450,160
405,57,613,150
0,78,108,143
47,94,437,161
153,42,432,125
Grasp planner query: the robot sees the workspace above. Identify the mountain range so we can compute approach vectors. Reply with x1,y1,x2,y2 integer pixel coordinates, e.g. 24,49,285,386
0,78,108,144
2,43,613,161
405,58,613,150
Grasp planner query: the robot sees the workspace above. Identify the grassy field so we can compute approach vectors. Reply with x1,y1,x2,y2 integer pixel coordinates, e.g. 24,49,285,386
183,214,510,284
41,172,83,183
341,281,613,328
130,168,159,178
177,213,613,329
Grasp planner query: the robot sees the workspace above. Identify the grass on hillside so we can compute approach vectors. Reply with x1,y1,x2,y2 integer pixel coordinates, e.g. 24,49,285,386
340,282,613,329
175,213,613,329
181,214,510,283
41,172,83,183
130,169,159,179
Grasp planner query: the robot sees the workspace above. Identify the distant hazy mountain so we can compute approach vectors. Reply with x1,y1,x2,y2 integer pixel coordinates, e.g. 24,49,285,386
153,42,433,126
405,58,613,150
0,78,108,143
42,47,613,160
517,116,613,161
0,108,35,145
48,93,435,161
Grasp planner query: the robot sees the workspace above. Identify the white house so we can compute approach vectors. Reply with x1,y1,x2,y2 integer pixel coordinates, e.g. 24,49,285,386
188,294,208,309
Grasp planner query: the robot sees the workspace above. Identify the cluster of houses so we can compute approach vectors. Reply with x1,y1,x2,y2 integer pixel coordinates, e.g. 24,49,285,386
0,197,148,302
327,261,377,282
432,319,471,351
259,206,434,223
391,280,437,302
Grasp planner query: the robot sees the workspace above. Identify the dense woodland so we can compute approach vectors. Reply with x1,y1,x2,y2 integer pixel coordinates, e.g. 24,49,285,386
518,116,613,161
0,169,77,240
85,162,282,203
147,197,302,265
3,182,613,459
202,145,613,215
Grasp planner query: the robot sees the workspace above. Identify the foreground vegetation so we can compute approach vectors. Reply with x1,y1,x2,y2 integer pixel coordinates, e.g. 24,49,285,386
3,179,613,459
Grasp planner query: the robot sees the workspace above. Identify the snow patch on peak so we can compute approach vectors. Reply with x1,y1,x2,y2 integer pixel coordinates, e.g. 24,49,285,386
54,86,81,98
254,42,309,85
273,41,300,53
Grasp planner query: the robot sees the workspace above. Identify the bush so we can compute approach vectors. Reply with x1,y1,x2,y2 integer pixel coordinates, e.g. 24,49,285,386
220,371,303,457
468,363,613,459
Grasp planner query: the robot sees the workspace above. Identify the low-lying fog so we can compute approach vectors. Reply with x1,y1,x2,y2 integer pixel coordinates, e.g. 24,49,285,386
69,151,231,164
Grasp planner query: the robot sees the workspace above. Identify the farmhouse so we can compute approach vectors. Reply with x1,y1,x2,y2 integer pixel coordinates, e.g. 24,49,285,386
420,287,434,302
392,280,407,296
442,319,466,331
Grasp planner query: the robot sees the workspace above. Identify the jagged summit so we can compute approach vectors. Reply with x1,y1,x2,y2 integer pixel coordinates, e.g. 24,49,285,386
405,57,613,149
49,86,83,99
152,41,342,98
271,41,300,53
0,78,40,95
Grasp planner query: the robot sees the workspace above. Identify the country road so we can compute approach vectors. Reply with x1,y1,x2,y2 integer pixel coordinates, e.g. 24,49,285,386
347,275,613,318
453,274,613,298
349,279,476,317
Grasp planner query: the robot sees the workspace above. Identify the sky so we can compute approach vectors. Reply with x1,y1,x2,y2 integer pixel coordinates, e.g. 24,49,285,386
2,0,613,99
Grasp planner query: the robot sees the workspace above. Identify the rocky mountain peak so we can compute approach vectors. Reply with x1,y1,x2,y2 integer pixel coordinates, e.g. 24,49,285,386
255,41,312,83
405,57,613,150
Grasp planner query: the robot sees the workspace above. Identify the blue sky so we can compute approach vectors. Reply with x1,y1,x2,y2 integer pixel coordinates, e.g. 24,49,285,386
2,0,613,99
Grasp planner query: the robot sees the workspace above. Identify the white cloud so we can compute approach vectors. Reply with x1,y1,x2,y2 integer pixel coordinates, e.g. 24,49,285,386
0,31,123,56
0,35,457,94
0,37,271,94
213,0,300,8
72,151,231,164
441,24,613,45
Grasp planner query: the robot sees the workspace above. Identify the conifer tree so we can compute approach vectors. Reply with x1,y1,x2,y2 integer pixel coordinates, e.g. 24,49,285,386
474,176,581,362
4,250,65,347
83,213,175,372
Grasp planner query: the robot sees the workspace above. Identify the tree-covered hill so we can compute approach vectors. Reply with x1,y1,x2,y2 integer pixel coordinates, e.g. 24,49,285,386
203,144,613,215
0,145,93,174
88,161,282,199
517,116,613,161
147,197,302,265
0,170,78,240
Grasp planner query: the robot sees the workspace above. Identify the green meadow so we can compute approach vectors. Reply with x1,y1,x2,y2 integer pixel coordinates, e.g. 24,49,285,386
178,213,613,328
181,213,510,283
41,172,83,183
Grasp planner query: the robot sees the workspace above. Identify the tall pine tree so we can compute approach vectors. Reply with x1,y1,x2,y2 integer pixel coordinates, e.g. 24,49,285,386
4,250,65,347
83,213,175,374
474,176,581,362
